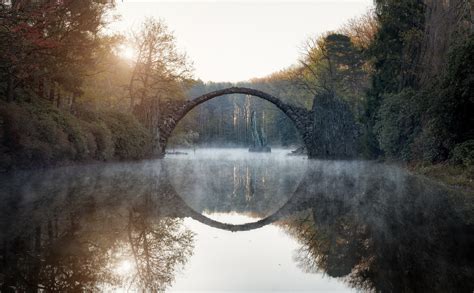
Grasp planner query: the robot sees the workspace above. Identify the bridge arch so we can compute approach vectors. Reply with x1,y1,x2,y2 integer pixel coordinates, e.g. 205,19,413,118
158,87,312,156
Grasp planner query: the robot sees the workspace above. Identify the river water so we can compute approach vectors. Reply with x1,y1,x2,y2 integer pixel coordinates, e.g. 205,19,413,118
0,149,472,292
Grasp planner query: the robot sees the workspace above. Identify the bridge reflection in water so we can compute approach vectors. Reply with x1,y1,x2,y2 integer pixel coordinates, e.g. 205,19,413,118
0,150,472,292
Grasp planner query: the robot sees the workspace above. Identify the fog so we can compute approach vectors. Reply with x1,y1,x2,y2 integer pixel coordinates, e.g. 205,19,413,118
0,149,472,291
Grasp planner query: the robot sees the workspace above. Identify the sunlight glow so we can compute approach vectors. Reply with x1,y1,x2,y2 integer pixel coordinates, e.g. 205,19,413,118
118,45,137,60
114,259,134,276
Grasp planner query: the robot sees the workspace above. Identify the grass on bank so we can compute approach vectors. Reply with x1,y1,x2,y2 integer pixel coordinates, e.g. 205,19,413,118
410,163,474,192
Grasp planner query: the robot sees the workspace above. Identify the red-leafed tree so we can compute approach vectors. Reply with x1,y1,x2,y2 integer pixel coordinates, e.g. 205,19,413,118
0,0,116,106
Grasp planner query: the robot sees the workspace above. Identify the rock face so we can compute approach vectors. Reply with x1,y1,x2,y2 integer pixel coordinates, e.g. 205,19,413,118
308,93,358,159
249,111,271,153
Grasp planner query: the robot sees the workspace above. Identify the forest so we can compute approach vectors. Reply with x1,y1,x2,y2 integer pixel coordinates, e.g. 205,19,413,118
0,0,472,182
0,1,473,291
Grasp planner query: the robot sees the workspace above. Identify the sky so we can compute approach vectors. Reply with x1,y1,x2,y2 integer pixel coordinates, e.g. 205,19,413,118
112,1,373,82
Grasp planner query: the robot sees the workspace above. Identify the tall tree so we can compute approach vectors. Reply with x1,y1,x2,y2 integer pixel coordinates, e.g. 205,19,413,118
128,18,192,153
362,0,425,158
296,33,368,115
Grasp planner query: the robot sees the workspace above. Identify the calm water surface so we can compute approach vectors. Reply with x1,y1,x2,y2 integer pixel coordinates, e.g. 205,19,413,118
0,149,472,292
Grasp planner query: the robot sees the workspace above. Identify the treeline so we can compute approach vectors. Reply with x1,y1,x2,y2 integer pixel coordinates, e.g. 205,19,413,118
366,0,473,167
174,12,375,152
0,0,472,170
169,80,304,148
0,1,191,170
183,0,473,168
314,0,473,167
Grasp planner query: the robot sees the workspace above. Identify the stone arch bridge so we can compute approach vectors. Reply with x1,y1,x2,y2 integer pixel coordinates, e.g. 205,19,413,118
156,87,313,157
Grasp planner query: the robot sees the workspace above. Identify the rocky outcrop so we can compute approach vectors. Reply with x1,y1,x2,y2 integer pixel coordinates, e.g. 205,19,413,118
307,93,358,159
154,87,359,160
249,111,271,152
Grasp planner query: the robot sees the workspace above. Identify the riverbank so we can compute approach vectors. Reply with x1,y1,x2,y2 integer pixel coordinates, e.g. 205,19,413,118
408,163,474,193
0,100,154,172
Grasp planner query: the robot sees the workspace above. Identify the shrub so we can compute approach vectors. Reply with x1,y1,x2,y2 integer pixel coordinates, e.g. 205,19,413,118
451,140,474,167
100,111,152,160
88,121,114,161
21,100,92,161
0,101,58,168
0,99,153,169
375,89,424,161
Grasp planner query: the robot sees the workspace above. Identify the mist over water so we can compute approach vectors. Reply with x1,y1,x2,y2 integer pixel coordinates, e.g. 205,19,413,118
165,149,307,223
0,149,472,292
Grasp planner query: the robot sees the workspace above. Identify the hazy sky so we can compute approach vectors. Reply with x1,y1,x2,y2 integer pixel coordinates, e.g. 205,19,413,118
112,1,373,82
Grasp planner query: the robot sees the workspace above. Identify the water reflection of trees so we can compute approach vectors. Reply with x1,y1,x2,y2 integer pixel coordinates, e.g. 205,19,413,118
1,159,472,292
281,162,474,292
127,200,193,291
166,158,305,217
0,163,194,292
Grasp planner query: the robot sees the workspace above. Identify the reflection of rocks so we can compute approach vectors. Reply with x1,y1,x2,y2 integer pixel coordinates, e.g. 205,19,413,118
0,159,472,292
165,157,305,216
281,162,474,293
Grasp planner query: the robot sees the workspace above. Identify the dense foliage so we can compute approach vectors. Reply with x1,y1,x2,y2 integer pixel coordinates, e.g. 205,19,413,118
0,100,152,170
0,1,188,170
368,0,473,166
0,0,472,171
